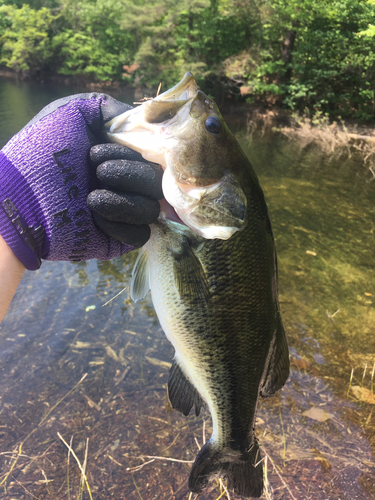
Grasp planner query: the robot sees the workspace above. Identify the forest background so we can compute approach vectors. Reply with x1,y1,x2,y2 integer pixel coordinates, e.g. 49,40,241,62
0,0,375,121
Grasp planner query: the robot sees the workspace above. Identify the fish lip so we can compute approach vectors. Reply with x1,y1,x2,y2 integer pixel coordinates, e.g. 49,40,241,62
154,72,199,102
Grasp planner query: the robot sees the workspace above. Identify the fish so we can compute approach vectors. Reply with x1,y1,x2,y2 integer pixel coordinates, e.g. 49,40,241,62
106,73,290,498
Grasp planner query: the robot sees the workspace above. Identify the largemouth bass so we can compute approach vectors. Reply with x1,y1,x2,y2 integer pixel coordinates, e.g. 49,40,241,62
106,73,289,498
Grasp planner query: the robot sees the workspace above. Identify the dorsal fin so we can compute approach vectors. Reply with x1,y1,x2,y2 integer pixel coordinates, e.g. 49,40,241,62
130,247,150,302
168,359,204,417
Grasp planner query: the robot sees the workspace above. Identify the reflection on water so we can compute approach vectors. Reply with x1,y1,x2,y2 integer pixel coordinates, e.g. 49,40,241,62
1,79,375,499
0,79,135,148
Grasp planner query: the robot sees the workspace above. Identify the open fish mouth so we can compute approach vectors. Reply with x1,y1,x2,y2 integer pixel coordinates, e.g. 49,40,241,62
153,72,199,101
106,72,199,164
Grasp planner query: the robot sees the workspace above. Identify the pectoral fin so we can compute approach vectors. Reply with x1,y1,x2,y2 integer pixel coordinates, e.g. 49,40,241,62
260,316,290,398
131,247,150,302
172,239,210,304
168,359,204,416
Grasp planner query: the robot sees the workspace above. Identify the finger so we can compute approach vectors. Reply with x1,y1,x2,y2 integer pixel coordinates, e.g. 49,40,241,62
93,214,150,248
99,94,133,124
90,143,145,168
96,159,164,200
87,189,160,225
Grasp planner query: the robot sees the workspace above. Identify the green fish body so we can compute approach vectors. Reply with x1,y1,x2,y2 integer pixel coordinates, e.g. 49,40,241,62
106,73,290,498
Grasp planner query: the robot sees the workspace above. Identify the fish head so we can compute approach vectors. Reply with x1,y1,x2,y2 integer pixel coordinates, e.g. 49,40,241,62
106,72,248,239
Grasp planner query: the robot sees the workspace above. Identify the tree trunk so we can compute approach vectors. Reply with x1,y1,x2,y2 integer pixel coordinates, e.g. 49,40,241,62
187,9,193,56
211,0,218,14
281,23,297,83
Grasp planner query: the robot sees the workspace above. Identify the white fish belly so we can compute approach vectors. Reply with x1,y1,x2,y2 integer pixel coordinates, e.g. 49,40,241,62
146,226,225,443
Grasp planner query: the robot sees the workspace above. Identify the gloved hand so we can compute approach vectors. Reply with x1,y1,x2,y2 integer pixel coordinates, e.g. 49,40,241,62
87,143,163,246
0,93,163,271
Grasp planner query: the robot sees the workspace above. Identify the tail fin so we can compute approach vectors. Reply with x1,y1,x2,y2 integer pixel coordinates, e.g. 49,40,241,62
188,440,263,498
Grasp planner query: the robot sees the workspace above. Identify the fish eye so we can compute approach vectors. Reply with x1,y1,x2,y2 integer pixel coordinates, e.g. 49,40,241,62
204,116,221,135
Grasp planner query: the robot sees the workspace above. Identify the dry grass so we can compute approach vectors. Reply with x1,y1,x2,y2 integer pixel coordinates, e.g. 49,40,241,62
247,110,375,176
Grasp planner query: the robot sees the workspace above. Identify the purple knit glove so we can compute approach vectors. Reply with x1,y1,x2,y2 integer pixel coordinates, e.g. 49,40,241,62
0,93,160,271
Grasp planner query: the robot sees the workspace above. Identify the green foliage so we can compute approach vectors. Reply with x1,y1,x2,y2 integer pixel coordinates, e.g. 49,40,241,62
123,0,252,89
52,0,136,80
52,31,119,80
222,0,375,119
287,0,375,119
0,4,56,74
358,24,375,37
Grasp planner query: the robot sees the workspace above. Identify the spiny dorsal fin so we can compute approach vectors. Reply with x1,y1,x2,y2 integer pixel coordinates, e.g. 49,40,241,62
130,247,150,302
172,239,210,304
168,359,204,417
260,315,290,398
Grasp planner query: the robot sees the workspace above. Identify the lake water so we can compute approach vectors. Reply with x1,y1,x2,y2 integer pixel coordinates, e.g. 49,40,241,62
0,78,375,500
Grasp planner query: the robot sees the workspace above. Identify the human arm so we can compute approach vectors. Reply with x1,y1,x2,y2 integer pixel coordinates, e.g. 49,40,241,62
0,234,25,323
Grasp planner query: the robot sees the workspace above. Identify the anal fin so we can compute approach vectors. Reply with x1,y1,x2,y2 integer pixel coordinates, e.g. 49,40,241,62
260,316,290,398
168,359,204,417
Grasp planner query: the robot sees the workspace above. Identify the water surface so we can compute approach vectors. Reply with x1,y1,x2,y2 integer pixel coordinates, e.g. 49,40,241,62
1,79,375,499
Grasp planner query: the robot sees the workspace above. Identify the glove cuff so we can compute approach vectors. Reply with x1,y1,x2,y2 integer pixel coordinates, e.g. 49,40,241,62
0,152,47,270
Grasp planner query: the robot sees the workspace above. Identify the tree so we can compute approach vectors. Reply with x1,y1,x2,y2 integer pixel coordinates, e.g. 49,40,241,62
225,0,375,118
0,4,56,75
52,0,135,80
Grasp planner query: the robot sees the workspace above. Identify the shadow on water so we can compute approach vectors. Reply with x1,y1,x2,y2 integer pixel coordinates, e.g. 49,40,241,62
1,80,375,499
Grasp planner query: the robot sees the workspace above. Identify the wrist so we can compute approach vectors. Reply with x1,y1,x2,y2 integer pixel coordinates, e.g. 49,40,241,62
0,234,25,323
0,152,46,270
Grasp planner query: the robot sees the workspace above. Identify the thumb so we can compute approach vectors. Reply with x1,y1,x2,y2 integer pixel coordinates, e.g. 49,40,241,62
22,93,133,137
99,94,133,125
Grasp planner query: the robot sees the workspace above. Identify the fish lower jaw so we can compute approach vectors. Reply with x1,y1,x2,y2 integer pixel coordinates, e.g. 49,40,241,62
177,212,241,240
158,204,238,239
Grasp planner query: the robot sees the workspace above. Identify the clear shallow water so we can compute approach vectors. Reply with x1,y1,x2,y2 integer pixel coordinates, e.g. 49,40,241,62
1,79,375,499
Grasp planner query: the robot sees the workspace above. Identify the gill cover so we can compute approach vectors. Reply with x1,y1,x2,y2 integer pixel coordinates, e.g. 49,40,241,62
162,168,247,239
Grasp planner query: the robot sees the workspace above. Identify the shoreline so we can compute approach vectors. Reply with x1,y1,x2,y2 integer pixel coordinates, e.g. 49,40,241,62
0,65,286,126
1,67,374,166
1,66,374,129
0,66,129,90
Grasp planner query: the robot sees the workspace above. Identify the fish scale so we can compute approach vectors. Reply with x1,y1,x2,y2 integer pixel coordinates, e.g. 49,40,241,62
106,72,290,498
